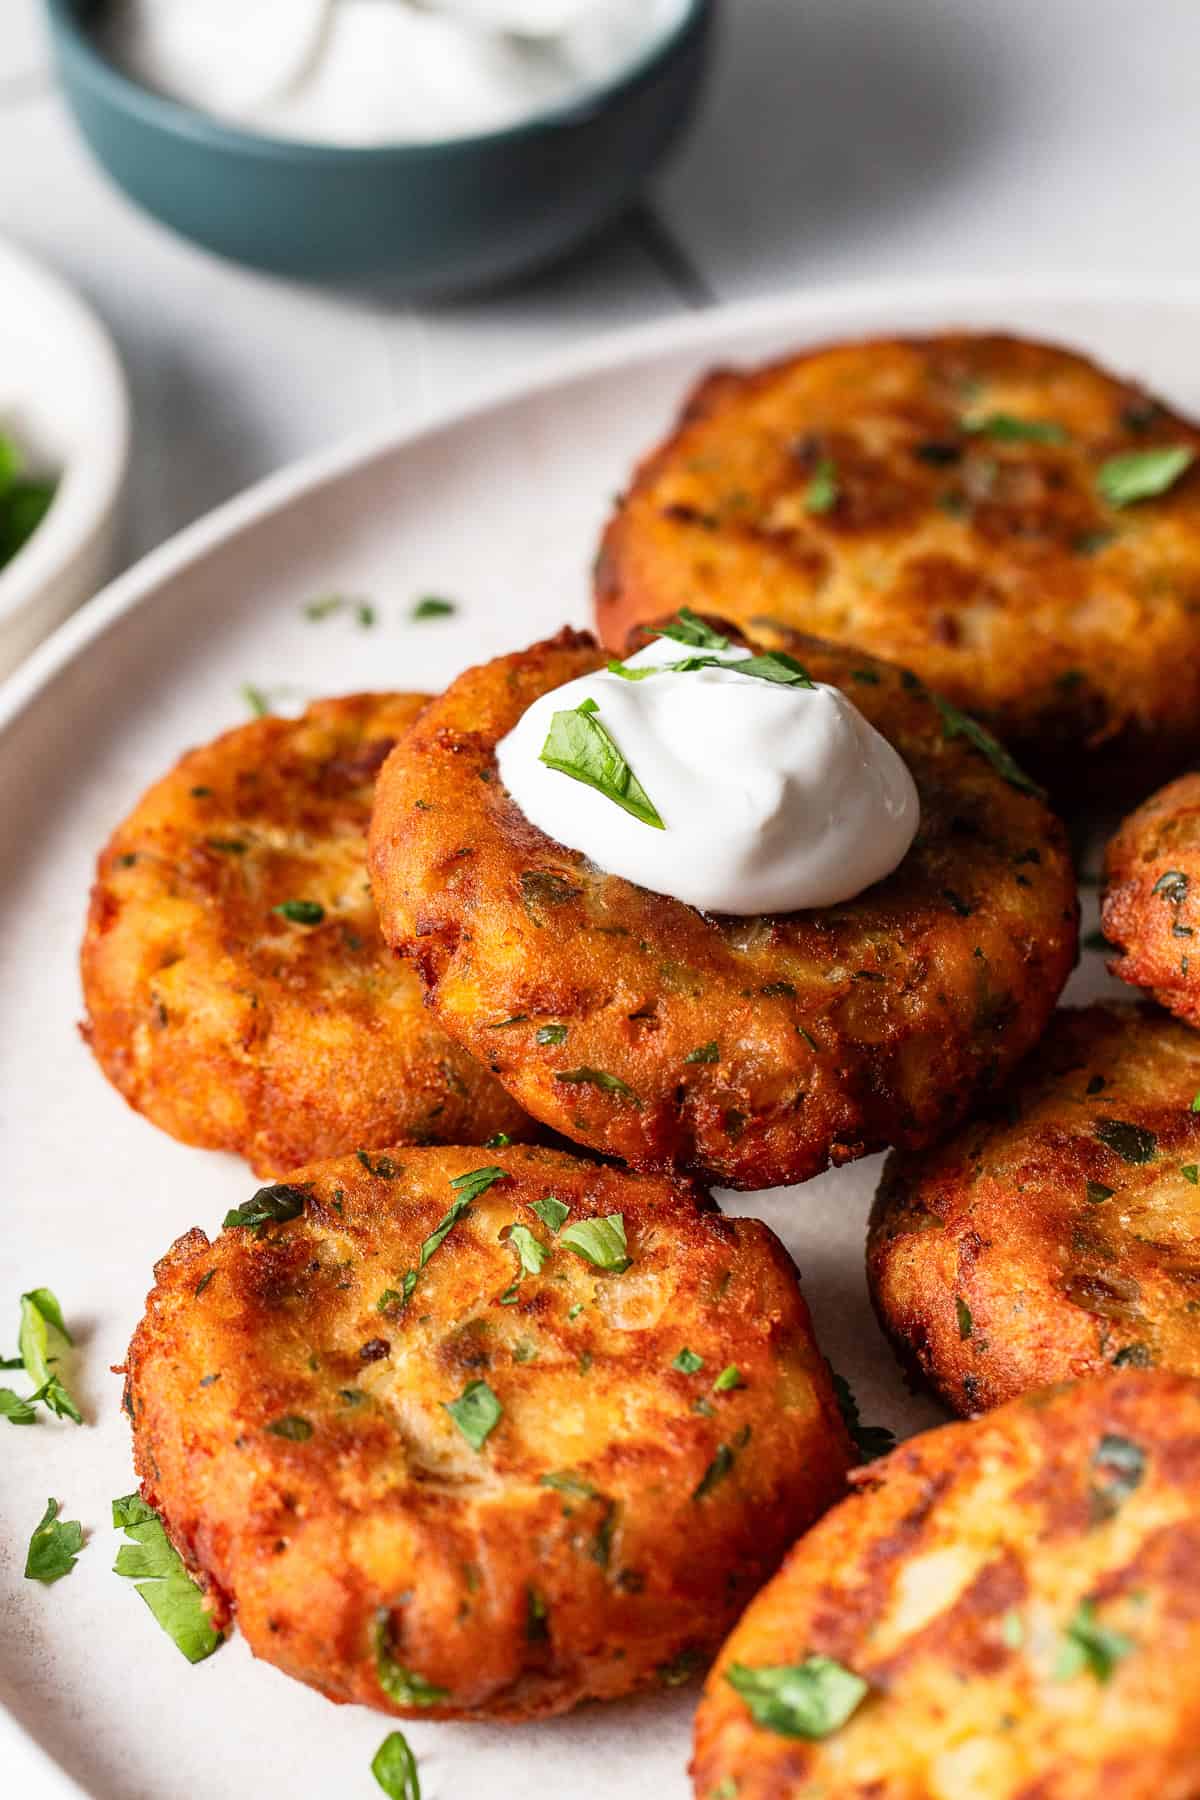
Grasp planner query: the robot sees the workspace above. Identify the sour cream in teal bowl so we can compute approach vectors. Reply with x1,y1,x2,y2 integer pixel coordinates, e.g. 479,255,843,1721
46,0,714,292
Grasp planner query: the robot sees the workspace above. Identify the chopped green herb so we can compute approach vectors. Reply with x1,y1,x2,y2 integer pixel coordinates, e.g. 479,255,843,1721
18,1289,81,1424
1152,869,1189,904
1095,1118,1158,1164
1086,1181,1116,1205
566,1302,584,1321
0,1388,38,1424
933,694,1044,798
530,1195,570,1233
1098,445,1194,507
560,1214,631,1273
608,649,816,690
240,683,271,717
273,899,324,926
112,1493,222,1662
223,1182,309,1233
713,1364,743,1393
0,432,56,571
652,608,730,651
373,1611,448,1706
1054,1599,1133,1682
536,1023,569,1046
485,1132,512,1148
266,1415,312,1441
832,1371,895,1461
1183,1165,1199,1185
411,596,456,621
672,1347,704,1374
1002,1610,1025,1650
554,1066,639,1104
357,602,377,629
303,594,346,620
685,1041,720,1065
694,1444,735,1500
540,1469,600,1500
1090,1434,1145,1519
24,1498,83,1584
520,869,581,916
963,413,1067,443
956,1296,973,1340
1192,1092,1200,1113
357,1151,402,1179
540,698,663,829
726,1657,867,1738
371,1730,421,1800
804,458,839,514
506,1223,549,1276
444,1379,502,1451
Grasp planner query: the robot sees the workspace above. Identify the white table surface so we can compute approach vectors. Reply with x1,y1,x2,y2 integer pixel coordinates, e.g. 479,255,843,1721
5,0,1200,584
3,4,1200,1795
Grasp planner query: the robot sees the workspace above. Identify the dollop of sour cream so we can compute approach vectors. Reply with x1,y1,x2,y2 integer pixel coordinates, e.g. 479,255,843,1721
102,0,690,147
496,635,921,916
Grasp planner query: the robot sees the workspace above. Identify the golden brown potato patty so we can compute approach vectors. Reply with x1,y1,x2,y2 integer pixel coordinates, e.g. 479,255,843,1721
693,1371,1200,1800
124,1144,851,1721
868,1004,1200,1413
367,627,1077,1192
1103,772,1200,1026
596,333,1200,787
80,695,531,1175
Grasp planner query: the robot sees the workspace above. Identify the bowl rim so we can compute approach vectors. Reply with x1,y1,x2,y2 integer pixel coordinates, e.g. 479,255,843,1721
46,0,714,160
0,234,129,630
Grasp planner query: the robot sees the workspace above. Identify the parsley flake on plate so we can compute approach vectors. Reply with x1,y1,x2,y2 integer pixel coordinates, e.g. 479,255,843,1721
1054,1599,1133,1683
540,697,663,829
1094,1118,1158,1163
372,1730,421,1800
804,457,839,514
554,1066,640,1104
18,1287,82,1424
560,1214,631,1273
223,1182,309,1234
411,595,456,621
505,1223,549,1276
672,1347,704,1374
1098,444,1194,507
932,693,1045,798
832,1370,895,1461
963,412,1068,443
530,1195,570,1233
726,1655,868,1739
373,1610,448,1706
24,1498,83,1584
444,1379,502,1452
273,899,325,926
112,1492,222,1662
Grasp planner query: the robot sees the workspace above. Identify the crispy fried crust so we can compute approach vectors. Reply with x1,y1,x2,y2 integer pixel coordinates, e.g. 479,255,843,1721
1103,773,1200,1025
124,1144,851,1721
596,333,1200,788
80,695,532,1176
693,1371,1200,1800
367,628,1077,1191
868,1005,1200,1414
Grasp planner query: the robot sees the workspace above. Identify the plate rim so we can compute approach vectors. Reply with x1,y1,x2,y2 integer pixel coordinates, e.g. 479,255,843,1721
7,272,1200,748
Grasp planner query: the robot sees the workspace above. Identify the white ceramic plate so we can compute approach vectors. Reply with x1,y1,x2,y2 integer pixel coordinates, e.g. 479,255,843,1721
0,279,1180,1800
0,236,129,679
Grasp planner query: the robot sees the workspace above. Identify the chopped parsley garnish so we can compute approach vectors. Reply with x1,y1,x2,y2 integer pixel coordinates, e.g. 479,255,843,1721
536,1023,569,1046
1002,1610,1025,1649
1094,1118,1158,1164
266,1415,313,1441
1192,1091,1200,1113
832,1371,895,1461
963,413,1067,443
273,899,324,926
652,608,729,651
560,1214,631,1273
932,693,1044,798
373,1610,448,1706
713,1364,743,1392
18,1288,81,1424
726,1656,868,1739
506,1223,549,1276
371,1731,421,1800
357,1151,401,1179
0,432,56,571
222,1182,309,1233
1152,869,1189,904
411,595,456,621
1090,1434,1145,1520
1184,1165,1199,1185
804,458,839,514
608,648,816,689
530,1195,570,1233
539,698,663,829
0,1388,38,1424
1098,445,1194,507
25,1498,83,1584
540,1469,600,1499
956,1296,973,1340
112,1493,222,1662
673,1347,704,1374
685,1041,720,1064
693,1442,736,1500
394,1166,506,1311
485,1132,512,1148
444,1379,502,1451
1054,1600,1133,1682
240,683,271,717
554,1066,639,1103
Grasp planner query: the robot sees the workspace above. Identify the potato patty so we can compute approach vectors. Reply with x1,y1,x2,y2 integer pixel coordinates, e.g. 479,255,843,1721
596,333,1200,787
868,1004,1200,1413
367,627,1077,1192
81,695,531,1175
123,1144,851,1721
1103,772,1200,1026
693,1371,1200,1800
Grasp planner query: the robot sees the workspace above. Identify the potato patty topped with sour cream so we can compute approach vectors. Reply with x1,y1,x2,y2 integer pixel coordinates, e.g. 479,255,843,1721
367,626,1077,1192
80,693,532,1175
123,1144,851,1721
693,1371,1200,1800
596,332,1200,790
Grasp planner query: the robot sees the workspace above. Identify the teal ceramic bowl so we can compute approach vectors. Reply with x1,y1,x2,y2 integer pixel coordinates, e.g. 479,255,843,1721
46,0,714,292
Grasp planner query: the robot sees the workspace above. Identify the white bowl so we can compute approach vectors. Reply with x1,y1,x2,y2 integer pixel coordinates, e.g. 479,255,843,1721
0,236,129,676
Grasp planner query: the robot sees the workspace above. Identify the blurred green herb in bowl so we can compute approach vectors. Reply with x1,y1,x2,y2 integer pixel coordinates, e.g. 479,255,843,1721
0,433,57,571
